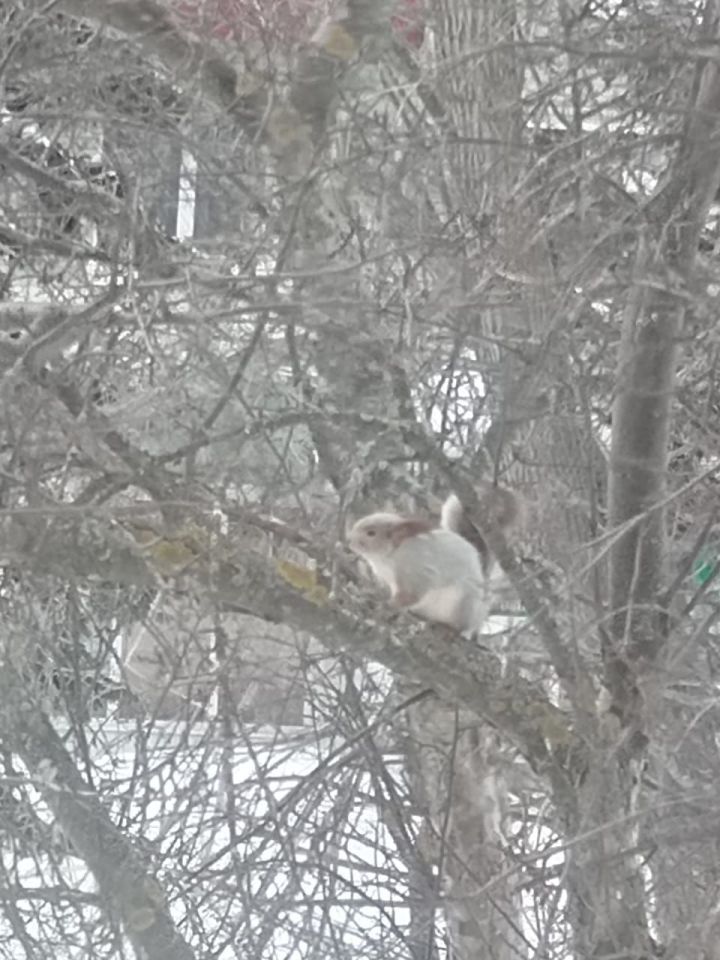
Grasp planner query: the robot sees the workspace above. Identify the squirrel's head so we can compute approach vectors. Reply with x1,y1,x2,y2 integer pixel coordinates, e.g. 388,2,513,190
348,514,402,558
348,513,434,557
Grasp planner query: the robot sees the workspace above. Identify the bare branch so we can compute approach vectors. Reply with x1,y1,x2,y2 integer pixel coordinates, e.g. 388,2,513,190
1,700,197,960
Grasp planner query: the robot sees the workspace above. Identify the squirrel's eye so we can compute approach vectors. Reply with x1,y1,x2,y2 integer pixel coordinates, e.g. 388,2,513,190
366,528,376,537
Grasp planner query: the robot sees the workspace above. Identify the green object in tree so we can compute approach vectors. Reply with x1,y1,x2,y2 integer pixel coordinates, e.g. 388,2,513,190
694,557,716,585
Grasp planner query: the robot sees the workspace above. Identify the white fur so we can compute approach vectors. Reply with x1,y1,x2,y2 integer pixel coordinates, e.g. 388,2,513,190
440,492,463,532
348,515,490,635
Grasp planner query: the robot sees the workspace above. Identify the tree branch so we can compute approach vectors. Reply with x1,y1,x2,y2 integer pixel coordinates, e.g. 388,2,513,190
0,503,575,785
1,703,197,960
609,3,720,669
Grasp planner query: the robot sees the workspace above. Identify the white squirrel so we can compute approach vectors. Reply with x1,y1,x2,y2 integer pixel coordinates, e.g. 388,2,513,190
348,485,520,636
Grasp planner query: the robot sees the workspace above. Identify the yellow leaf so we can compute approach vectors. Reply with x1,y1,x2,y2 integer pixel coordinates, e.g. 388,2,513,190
148,540,198,575
276,559,319,592
123,521,215,576
306,584,330,607
276,560,329,606
312,21,357,61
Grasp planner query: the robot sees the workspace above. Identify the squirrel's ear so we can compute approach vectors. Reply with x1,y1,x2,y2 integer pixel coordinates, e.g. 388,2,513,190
390,518,434,548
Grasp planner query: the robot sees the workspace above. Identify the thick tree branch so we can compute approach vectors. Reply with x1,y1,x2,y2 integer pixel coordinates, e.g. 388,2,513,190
0,505,576,788
609,2,720,671
605,2,720,752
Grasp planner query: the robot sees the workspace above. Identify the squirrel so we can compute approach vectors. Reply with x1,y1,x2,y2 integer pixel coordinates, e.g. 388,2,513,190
347,484,521,636
440,485,520,576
